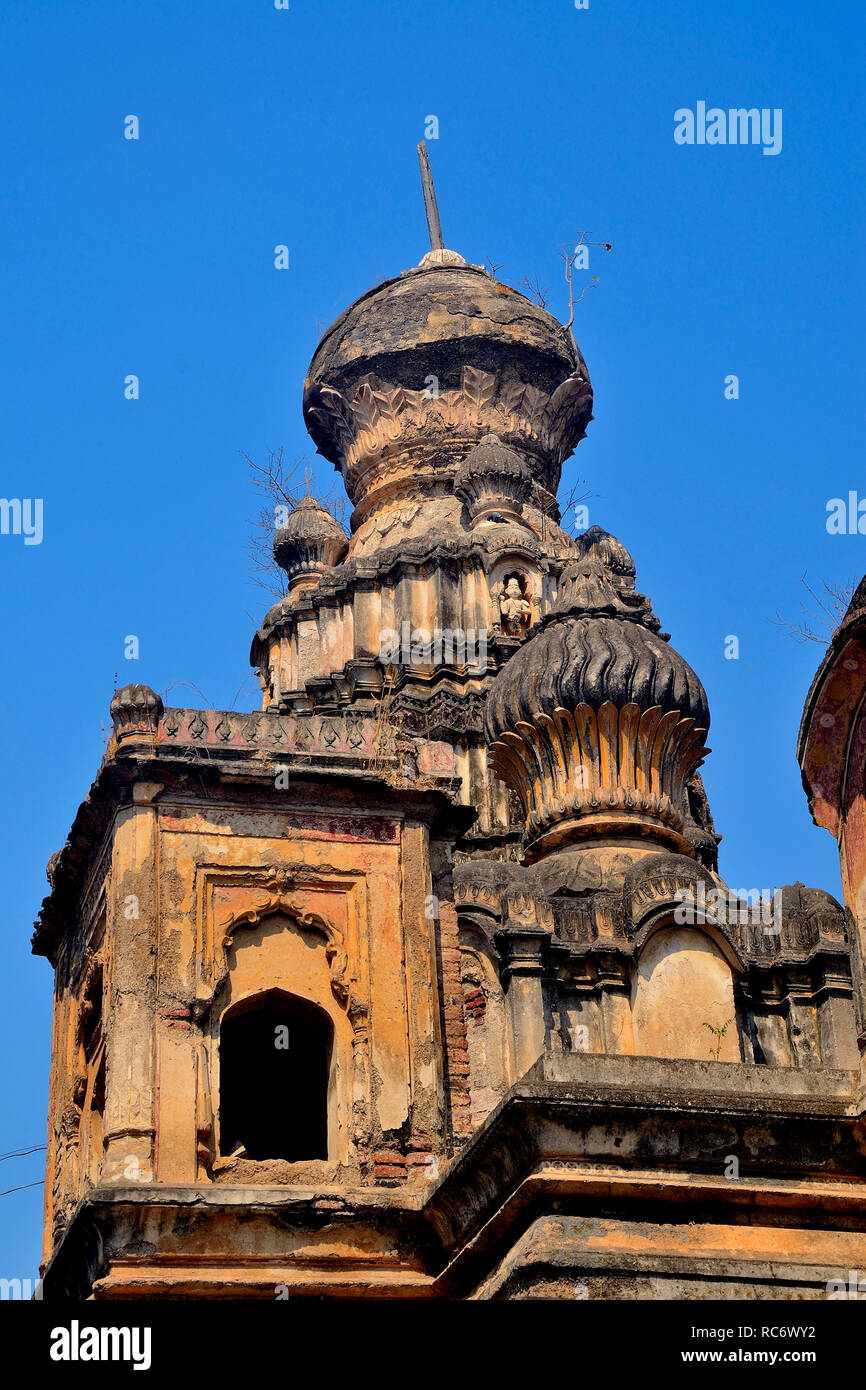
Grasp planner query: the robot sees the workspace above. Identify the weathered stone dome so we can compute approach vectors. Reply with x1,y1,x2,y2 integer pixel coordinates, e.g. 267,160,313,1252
484,616,710,743
273,496,348,595
454,433,534,526
302,256,593,524
485,529,709,742
306,263,584,415
484,528,710,859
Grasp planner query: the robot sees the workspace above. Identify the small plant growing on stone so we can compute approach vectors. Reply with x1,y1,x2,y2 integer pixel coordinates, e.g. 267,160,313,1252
703,1017,733,1061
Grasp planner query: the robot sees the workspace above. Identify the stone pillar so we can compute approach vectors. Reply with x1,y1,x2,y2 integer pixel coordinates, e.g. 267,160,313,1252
155,1008,198,1183
597,957,636,1055
786,970,822,1069
352,581,381,660
840,832,866,1056
102,781,161,1183
402,824,447,1147
817,982,861,1069
496,925,549,1078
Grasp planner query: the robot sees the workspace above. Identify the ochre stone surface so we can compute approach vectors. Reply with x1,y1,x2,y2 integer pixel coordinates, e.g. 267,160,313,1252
32,247,866,1299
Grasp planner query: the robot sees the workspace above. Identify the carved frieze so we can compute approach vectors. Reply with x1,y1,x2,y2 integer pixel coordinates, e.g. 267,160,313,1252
303,365,592,509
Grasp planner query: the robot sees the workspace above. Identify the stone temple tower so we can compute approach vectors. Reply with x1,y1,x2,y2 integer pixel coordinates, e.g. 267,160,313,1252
35,225,866,1298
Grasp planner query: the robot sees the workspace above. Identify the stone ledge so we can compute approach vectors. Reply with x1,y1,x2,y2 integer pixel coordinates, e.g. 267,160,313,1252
526,1051,861,1114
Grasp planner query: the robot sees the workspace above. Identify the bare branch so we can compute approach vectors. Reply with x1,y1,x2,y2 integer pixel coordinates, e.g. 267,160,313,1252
518,274,550,309
771,572,857,644
558,478,594,534
561,231,612,331
159,679,217,709
245,449,349,598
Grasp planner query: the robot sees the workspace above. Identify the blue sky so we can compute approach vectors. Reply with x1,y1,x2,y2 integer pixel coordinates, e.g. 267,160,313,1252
1,0,863,1279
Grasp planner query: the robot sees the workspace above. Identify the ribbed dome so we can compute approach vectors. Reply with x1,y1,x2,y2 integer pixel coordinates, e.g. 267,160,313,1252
273,497,348,592
485,614,709,742
484,527,709,742
454,433,533,525
484,529,711,859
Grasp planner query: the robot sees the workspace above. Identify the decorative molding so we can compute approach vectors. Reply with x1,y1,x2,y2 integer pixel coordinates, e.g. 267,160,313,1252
303,365,593,506
218,868,356,1016
489,700,708,858
156,708,380,760
191,864,371,1044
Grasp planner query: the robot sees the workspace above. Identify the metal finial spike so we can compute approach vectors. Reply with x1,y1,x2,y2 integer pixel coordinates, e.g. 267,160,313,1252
417,142,444,252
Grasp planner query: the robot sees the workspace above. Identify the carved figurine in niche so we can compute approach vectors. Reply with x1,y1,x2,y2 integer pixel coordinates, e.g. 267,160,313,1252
496,573,532,637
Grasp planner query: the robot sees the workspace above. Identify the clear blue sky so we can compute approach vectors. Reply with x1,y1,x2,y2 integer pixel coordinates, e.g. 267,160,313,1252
1,0,863,1280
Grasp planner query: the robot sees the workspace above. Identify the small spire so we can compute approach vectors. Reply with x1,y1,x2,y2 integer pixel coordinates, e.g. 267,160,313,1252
417,142,444,251
303,464,312,498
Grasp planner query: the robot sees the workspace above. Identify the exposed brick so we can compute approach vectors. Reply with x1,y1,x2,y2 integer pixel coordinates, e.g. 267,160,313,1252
406,1135,432,1151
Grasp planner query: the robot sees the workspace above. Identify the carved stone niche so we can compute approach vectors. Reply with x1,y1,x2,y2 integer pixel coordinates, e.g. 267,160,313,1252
192,867,370,1177
492,570,534,638
621,854,746,1064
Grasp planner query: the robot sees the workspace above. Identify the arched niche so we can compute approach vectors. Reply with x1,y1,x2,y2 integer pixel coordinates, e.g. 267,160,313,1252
631,926,740,1062
211,911,355,1166
219,990,333,1162
487,557,541,636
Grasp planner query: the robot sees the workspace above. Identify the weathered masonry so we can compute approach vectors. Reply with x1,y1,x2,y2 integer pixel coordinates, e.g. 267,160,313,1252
35,226,866,1299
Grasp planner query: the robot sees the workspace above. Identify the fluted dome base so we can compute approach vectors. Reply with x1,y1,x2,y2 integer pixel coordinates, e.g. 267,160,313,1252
489,699,709,862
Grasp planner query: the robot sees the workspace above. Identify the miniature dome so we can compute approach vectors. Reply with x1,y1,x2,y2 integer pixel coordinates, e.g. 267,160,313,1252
454,433,534,525
273,497,348,594
485,528,709,742
302,261,593,523
110,683,164,739
484,528,710,860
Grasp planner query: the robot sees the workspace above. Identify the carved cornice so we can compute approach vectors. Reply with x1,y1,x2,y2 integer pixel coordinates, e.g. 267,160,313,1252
252,527,555,653
158,707,379,759
391,689,488,736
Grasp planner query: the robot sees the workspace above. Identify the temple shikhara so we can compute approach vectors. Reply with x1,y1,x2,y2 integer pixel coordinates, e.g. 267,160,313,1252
34,168,866,1298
